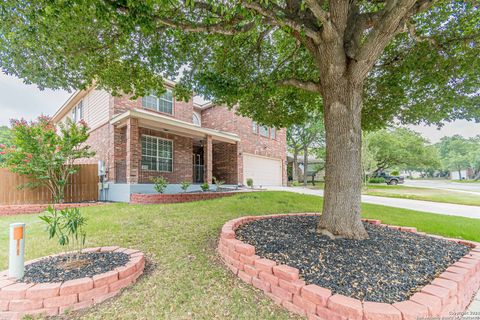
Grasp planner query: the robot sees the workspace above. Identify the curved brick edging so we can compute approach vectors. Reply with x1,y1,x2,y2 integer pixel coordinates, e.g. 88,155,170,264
218,213,480,320
131,191,251,204
0,247,145,320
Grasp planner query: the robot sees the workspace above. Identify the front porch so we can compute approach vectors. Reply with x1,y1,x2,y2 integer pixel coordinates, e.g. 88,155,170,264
108,108,241,195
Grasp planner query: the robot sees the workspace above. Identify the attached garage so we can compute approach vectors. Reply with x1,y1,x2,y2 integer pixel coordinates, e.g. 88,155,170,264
243,153,283,186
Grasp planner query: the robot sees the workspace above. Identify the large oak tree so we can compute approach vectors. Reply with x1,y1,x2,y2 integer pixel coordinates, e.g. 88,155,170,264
1,0,478,239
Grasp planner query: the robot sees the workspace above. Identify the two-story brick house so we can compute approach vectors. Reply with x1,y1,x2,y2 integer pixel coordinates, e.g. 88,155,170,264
52,80,287,201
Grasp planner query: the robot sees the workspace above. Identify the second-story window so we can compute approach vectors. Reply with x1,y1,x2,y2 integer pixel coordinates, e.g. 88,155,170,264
142,89,174,115
71,100,84,122
252,121,258,133
259,125,269,137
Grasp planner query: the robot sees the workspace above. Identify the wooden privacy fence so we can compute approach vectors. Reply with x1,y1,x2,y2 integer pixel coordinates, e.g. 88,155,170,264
0,164,98,205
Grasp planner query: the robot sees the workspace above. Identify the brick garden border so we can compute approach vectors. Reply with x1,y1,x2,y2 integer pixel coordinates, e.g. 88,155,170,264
131,191,252,204
0,246,145,320
0,202,102,216
218,213,480,320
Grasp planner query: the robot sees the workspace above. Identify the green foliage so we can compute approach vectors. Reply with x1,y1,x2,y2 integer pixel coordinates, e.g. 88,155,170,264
200,182,210,192
365,128,440,173
213,176,225,192
0,1,477,130
368,178,386,184
436,135,480,178
180,181,190,193
390,170,400,176
152,176,168,193
291,181,300,187
39,206,87,259
0,126,11,164
0,116,94,203
246,178,254,188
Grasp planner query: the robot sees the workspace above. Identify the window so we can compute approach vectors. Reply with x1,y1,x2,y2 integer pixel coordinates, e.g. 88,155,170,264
259,125,269,137
252,121,258,133
192,112,201,126
71,101,84,122
270,127,276,139
141,135,173,172
142,90,174,115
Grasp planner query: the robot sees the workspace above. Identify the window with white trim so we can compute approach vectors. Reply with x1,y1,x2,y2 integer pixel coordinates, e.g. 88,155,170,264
142,90,174,114
192,112,201,126
141,135,173,172
259,125,269,137
71,101,84,122
252,121,258,133
270,127,276,139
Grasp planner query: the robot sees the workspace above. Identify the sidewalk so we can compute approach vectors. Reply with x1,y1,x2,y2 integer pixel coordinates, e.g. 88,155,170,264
267,186,480,219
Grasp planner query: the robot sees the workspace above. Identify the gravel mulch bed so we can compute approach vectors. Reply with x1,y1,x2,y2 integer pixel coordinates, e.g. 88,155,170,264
236,216,469,303
21,252,130,283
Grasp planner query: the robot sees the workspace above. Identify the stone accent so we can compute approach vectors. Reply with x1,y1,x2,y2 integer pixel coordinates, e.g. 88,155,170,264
218,214,480,320
0,247,145,319
130,191,252,204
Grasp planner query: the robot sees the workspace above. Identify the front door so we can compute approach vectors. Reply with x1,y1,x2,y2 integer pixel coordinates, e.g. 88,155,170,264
193,146,204,183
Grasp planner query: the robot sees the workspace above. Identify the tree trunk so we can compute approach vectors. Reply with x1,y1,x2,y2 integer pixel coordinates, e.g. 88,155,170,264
317,81,368,240
292,151,299,182
303,146,308,186
458,169,462,180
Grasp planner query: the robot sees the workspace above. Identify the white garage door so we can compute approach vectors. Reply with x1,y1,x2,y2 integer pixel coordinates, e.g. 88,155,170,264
243,154,283,186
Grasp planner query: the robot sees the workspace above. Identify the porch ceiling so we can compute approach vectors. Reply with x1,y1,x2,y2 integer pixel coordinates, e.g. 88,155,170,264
110,108,240,144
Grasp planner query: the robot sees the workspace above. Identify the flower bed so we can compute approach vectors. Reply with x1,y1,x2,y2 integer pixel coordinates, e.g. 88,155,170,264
131,191,251,204
218,213,480,319
0,247,145,319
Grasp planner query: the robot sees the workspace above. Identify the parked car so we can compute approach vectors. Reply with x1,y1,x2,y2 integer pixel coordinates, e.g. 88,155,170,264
376,172,405,185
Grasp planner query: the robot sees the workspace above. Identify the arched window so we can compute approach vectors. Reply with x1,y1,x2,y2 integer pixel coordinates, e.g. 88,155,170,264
192,112,201,126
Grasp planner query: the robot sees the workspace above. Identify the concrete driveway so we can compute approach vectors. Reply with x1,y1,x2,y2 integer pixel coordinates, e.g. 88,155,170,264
267,186,480,219
404,179,480,194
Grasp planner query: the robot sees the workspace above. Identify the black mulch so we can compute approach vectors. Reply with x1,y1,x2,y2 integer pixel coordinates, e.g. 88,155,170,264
236,216,469,303
21,252,130,283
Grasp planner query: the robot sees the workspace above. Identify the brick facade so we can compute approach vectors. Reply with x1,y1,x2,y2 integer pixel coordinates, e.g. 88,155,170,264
212,142,239,184
201,106,287,185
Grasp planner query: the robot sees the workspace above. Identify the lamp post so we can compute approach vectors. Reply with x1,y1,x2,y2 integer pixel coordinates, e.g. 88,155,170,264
9,223,26,279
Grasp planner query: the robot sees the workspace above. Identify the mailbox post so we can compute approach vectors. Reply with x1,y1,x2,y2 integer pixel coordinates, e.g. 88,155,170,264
9,223,25,279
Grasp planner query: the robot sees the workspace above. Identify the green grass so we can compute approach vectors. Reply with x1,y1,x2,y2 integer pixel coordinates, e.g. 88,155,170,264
2,191,479,319
451,179,480,183
303,182,480,206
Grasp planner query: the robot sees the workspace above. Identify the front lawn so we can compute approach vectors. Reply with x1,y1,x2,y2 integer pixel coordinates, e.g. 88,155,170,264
0,191,478,319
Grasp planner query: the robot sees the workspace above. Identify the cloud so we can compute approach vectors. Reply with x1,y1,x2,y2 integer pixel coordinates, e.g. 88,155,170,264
0,72,71,126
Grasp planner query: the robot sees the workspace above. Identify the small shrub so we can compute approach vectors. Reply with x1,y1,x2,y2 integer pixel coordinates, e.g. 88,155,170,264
39,206,87,262
246,178,254,188
180,181,190,193
390,170,400,176
200,182,210,192
368,177,385,184
213,176,225,192
152,176,168,193
291,181,300,186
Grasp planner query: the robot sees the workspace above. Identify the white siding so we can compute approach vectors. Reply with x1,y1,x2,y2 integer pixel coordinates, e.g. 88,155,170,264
58,89,110,130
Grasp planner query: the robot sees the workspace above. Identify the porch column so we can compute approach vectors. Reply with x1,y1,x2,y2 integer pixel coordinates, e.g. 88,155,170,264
204,135,213,184
126,118,139,184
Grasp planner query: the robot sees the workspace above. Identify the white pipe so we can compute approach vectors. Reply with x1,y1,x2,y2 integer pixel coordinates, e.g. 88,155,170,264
9,223,25,279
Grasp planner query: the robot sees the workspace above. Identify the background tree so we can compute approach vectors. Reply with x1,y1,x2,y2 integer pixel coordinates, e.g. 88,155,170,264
287,115,325,185
0,126,11,164
0,116,95,203
367,128,440,175
1,1,478,239
436,135,476,179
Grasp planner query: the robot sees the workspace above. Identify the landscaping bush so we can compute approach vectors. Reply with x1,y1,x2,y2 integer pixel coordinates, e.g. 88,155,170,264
201,182,210,192
246,178,254,188
369,177,385,184
180,181,190,193
39,206,87,262
213,176,225,192
152,176,168,193
390,170,400,176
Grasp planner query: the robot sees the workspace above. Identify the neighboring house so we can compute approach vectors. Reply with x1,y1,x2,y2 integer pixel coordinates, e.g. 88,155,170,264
52,81,287,201
450,168,474,180
286,153,325,182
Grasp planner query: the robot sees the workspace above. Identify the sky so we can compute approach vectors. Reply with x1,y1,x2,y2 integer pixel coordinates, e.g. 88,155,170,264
1,72,479,143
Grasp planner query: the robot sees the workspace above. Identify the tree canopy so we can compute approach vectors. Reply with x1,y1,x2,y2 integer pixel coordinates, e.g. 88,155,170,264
436,135,480,178
0,1,478,129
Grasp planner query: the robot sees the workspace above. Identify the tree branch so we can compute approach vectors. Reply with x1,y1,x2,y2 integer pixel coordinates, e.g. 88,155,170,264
277,79,321,92
156,16,256,35
304,0,331,29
